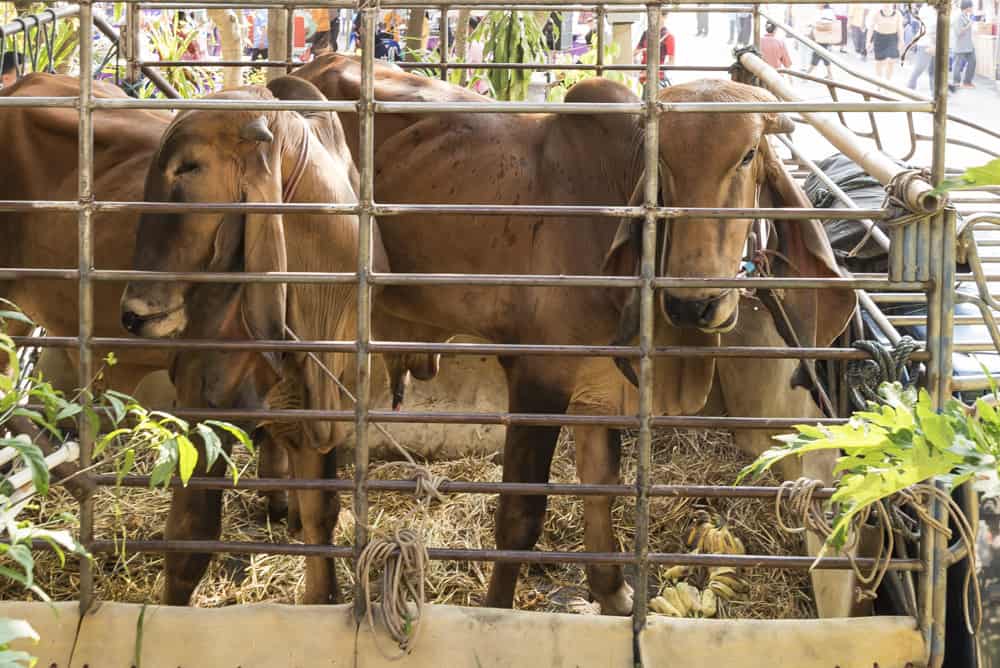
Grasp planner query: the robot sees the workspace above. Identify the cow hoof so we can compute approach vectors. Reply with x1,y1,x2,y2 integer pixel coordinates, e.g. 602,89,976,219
596,581,634,616
265,492,289,523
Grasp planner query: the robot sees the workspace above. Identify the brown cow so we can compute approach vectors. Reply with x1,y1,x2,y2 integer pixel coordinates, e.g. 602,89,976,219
0,74,171,400
300,57,860,615
119,79,374,604
122,63,857,614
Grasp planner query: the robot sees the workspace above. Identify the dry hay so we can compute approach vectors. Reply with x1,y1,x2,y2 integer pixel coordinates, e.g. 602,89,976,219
1,428,815,620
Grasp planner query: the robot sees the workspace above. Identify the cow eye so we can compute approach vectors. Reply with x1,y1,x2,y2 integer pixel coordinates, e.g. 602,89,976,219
740,149,757,167
175,161,201,176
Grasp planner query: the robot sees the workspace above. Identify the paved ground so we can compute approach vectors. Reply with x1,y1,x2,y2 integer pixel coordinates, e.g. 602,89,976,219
650,11,1000,170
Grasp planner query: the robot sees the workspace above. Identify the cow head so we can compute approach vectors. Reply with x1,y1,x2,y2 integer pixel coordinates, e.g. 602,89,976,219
605,80,795,334
120,87,296,347
600,79,854,408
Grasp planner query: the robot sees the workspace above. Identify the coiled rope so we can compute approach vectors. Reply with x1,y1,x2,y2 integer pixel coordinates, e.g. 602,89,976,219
775,478,982,632
846,336,921,410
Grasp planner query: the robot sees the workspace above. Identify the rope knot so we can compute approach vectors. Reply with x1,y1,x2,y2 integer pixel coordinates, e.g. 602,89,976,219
846,336,920,410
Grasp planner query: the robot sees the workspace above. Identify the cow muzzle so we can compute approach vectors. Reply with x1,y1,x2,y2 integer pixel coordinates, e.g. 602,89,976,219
120,297,188,338
661,291,739,333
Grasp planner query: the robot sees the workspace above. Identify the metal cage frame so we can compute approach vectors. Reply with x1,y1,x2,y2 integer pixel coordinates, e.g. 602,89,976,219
0,0,991,665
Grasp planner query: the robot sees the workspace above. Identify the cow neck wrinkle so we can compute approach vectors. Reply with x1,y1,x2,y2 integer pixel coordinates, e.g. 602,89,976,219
282,120,311,203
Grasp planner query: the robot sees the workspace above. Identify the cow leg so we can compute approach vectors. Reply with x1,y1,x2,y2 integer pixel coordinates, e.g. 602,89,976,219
484,362,568,609
718,300,860,618
256,429,298,530
163,440,228,605
290,446,340,604
573,425,632,615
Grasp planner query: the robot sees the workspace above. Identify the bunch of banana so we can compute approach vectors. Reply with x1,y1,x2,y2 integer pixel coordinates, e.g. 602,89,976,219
707,566,750,602
684,511,746,555
648,582,718,618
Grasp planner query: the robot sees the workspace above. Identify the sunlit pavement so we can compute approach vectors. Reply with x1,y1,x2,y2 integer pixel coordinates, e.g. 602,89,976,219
646,10,999,169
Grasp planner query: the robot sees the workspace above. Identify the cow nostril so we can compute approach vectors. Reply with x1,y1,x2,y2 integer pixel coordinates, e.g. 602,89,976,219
122,310,144,335
698,299,718,325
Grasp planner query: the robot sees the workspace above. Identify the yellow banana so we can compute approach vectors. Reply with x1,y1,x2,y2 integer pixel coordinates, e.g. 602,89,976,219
649,596,683,617
700,588,718,618
713,572,750,594
662,565,689,581
708,579,738,601
676,582,702,616
660,584,689,616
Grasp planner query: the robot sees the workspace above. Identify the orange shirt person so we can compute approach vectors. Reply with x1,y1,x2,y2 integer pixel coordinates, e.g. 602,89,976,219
760,21,792,69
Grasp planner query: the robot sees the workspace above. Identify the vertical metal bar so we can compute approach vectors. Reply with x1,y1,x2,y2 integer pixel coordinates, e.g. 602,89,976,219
285,2,294,73
633,1,659,647
595,4,605,77
352,4,376,622
77,0,96,616
439,6,449,81
126,3,140,84
903,214,917,281
752,3,760,50
922,4,952,664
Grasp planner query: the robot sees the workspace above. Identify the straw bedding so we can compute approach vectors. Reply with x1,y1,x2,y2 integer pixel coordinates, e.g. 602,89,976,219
2,427,815,620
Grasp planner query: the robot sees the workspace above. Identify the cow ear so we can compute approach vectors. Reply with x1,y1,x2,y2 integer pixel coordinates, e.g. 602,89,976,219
240,140,287,372
759,137,856,348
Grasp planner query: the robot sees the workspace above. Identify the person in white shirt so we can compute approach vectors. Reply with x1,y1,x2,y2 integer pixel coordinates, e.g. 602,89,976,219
907,3,937,91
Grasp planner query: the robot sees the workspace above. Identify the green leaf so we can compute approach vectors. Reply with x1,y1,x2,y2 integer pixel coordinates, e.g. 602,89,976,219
116,449,136,485
931,157,1000,194
194,424,223,472
54,403,83,422
3,546,34,589
94,429,131,458
103,393,127,426
3,436,49,497
0,619,38,646
204,420,253,453
176,435,198,485
0,648,38,668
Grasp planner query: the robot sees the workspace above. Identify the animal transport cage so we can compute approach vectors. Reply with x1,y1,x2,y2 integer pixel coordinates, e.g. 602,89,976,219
1,0,999,666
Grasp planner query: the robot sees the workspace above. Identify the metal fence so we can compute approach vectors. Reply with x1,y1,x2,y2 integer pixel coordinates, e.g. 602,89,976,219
1,0,993,665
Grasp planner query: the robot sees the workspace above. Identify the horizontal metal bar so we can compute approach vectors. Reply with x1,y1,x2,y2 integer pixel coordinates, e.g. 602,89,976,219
375,204,889,220
951,375,997,392
10,336,79,349
92,0,920,6
888,315,986,326
91,98,358,112
0,200,80,212
98,474,837,499
395,62,735,72
868,293,928,303
138,1,754,8
0,268,925,292
0,268,79,280
0,97,77,108
141,59,731,73
84,201,891,220
0,5,79,37
94,201,360,215
12,336,932,362
130,406,845,430
90,269,356,284
85,539,921,571
371,101,931,115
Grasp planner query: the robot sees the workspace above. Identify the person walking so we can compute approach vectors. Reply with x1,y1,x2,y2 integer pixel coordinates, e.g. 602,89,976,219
249,9,268,63
635,11,675,93
807,4,838,78
867,3,904,82
696,4,710,36
761,21,793,70
848,4,868,57
951,0,977,89
907,3,937,91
